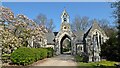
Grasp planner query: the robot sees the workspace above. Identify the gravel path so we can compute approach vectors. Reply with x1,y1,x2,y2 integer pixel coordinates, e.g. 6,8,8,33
33,54,77,66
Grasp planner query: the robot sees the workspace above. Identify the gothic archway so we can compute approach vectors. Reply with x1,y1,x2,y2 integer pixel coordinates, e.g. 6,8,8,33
60,34,71,54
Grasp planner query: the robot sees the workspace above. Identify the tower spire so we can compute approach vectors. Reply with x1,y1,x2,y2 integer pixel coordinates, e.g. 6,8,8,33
61,8,69,23
64,7,66,12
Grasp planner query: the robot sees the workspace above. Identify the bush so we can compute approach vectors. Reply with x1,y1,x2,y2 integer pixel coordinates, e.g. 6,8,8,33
63,48,69,52
37,48,47,59
45,47,54,58
11,47,47,65
75,55,84,62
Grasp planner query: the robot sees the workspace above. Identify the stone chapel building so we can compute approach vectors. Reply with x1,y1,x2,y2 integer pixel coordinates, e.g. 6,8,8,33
45,9,108,62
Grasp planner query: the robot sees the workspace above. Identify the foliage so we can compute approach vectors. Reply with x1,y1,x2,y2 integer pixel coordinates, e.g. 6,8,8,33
75,55,84,62
78,60,118,68
112,1,120,54
62,38,71,50
63,48,69,52
75,53,89,62
10,47,47,65
2,29,22,54
100,1,120,62
98,19,117,37
101,32,120,61
34,13,55,32
112,1,120,49
45,47,54,58
0,6,48,54
46,19,55,32
99,2,120,62
71,16,90,32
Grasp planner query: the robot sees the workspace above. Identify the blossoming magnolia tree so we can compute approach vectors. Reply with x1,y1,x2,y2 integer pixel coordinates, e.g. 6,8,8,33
0,6,48,54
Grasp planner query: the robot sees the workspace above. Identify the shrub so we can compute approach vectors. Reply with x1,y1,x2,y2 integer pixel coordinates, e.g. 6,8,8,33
11,47,47,65
45,47,54,58
75,55,84,62
37,48,47,59
63,48,69,52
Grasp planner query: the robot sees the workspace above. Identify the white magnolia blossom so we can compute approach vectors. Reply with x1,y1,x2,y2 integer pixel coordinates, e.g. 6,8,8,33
1,6,48,54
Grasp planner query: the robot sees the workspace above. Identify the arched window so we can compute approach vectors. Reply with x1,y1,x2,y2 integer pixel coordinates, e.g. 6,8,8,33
96,32,99,47
99,35,101,45
64,18,67,22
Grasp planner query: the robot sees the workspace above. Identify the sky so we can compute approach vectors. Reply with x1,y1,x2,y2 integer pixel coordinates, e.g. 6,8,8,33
2,2,115,31
1,0,116,2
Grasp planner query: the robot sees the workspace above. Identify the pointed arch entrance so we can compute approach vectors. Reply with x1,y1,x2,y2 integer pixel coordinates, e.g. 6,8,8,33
55,31,75,55
60,34,71,54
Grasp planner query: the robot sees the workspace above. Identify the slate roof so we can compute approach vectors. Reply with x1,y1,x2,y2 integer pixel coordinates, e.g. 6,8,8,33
84,27,92,38
84,20,107,38
73,30,84,42
45,32,55,44
46,30,84,44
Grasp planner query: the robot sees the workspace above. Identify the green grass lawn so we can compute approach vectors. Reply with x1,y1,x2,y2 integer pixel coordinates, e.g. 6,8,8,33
77,60,118,68
75,55,118,67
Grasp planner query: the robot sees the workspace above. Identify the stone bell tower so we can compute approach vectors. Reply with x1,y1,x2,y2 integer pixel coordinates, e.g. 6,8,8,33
55,8,75,55
60,9,71,31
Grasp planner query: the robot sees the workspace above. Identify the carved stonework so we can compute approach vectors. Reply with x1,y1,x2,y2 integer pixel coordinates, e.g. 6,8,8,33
84,20,108,62
54,9,76,55
0,6,109,63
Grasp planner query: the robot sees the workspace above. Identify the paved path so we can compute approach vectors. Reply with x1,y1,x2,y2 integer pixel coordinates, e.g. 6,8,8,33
33,54,77,66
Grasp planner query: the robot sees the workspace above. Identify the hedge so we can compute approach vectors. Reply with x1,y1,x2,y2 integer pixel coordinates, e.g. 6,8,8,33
10,47,48,65
45,47,54,58
75,55,84,62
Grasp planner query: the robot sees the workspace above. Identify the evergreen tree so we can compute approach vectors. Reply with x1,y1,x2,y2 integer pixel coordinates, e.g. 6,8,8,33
112,1,120,43
101,2,120,61
115,1,120,61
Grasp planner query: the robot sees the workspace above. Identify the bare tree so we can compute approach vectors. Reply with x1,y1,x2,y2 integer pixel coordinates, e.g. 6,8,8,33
34,13,47,26
71,15,90,32
86,19,117,38
98,19,117,37
47,19,55,32
98,19,110,28
34,13,55,32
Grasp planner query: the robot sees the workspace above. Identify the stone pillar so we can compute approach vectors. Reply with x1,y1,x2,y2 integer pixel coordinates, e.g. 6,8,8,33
72,38,76,55
55,38,60,55
89,56,93,62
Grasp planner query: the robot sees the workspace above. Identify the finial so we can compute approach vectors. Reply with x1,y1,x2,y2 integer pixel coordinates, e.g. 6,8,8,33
92,19,98,26
64,7,66,12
